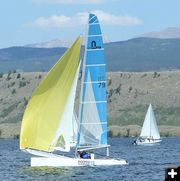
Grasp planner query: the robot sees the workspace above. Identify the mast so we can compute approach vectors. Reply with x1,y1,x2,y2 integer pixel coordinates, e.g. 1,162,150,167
77,14,88,146
75,15,88,158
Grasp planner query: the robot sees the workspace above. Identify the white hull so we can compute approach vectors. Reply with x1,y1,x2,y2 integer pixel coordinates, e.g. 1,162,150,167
135,139,162,145
31,156,128,167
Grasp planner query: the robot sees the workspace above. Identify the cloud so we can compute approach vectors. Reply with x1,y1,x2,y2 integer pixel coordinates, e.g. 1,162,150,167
27,11,143,28
93,10,143,26
32,0,105,4
28,15,72,28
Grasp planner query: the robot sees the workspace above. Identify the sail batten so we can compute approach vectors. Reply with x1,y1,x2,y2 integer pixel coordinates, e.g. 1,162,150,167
20,37,82,152
85,64,105,67
77,13,107,147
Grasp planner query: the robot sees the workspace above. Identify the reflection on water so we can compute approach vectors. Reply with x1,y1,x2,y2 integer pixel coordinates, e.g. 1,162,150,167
19,167,75,180
0,137,180,181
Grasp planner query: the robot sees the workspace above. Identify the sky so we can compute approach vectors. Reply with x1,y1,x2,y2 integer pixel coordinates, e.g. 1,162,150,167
0,0,180,48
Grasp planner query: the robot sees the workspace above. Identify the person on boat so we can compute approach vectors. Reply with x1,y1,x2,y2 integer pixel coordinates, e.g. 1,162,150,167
132,139,137,145
78,151,91,159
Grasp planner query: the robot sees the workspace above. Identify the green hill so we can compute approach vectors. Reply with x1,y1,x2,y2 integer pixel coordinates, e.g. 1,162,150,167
0,71,180,138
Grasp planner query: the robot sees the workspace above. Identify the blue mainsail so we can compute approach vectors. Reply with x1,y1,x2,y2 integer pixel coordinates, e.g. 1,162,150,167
77,13,107,147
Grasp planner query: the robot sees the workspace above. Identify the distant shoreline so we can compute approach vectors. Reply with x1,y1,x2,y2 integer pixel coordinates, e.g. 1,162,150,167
0,124,179,139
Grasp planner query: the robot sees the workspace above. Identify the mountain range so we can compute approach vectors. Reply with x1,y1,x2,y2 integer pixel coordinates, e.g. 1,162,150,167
25,39,72,48
25,27,180,48
140,27,180,39
1,27,180,73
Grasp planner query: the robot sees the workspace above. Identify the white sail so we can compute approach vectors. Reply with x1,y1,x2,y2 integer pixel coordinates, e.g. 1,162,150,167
140,104,160,139
51,62,81,151
79,71,103,145
70,111,79,146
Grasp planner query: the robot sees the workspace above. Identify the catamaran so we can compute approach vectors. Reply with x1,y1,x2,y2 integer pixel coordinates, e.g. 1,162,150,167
133,104,162,145
20,13,128,167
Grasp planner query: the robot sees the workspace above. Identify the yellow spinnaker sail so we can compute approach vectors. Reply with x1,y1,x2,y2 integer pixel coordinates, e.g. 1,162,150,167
20,36,82,152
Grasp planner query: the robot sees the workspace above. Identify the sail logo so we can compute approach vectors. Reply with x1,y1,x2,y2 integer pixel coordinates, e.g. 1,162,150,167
98,76,106,88
90,41,101,49
98,82,106,88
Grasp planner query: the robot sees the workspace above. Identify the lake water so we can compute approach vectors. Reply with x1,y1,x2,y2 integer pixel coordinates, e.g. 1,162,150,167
0,137,180,181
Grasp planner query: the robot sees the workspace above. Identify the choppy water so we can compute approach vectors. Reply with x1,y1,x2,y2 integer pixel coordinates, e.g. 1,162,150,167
0,137,180,180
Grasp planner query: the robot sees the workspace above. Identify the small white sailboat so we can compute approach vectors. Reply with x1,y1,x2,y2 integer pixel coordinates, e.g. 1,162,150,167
20,13,128,167
133,104,162,145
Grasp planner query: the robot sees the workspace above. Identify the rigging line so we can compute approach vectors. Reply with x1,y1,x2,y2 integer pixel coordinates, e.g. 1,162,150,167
78,12,89,146
79,133,99,144
78,122,103,144
80,134,98,143
81,118,100,144
79,133,98,144
81,122,102,143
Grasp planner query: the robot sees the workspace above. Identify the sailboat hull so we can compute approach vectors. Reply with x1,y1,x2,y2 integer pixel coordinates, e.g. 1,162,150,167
31,157,128,167
135,139,162,145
